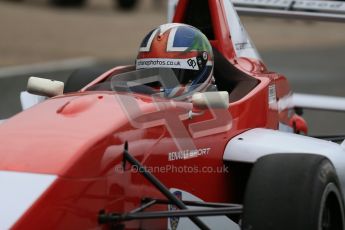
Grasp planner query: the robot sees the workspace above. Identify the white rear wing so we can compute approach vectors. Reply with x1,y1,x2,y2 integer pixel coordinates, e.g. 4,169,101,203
293,93,345,112
232,0,345,22
168,0,345,23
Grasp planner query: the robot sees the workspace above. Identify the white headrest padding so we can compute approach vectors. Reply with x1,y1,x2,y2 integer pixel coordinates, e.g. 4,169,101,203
192,91,229,109
27,77,64,97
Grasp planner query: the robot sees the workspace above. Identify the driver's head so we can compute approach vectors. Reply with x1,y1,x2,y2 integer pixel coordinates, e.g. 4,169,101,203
136,23,214,99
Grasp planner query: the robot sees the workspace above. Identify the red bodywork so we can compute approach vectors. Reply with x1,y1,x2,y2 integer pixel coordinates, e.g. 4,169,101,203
0,0,295,229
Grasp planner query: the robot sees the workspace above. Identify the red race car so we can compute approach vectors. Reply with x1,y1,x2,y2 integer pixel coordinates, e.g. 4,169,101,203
2,0,345,229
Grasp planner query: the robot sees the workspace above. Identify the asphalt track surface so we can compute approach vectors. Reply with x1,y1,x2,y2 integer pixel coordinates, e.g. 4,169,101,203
0,0,344,136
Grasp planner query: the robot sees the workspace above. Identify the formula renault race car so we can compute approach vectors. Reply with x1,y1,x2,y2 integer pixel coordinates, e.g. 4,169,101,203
2,0,345,229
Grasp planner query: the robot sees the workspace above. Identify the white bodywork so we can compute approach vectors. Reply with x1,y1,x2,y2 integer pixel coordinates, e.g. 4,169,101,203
224,128,345,197
0,171,56,229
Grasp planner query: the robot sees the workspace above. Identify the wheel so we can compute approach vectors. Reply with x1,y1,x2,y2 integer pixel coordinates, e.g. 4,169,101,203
115,0,138,10
242,154,345,230
64,67,107,93
49,0,86,7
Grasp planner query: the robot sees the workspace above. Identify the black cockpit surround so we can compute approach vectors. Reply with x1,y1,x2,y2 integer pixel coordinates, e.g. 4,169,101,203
213,47,260,102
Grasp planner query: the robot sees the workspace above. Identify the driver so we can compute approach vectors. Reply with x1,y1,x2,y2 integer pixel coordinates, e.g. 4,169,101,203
135,23,216,100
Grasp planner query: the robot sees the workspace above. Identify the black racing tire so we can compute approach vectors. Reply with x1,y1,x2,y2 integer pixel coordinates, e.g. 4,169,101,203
242,154,345,230
64,67,107,93
115,0,138,10
49,0,86,7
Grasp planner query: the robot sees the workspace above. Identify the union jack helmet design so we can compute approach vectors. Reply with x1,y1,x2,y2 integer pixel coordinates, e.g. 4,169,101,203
136,23,214,98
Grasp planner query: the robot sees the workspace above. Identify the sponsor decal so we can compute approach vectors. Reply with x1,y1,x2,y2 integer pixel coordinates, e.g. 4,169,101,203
169,190,182,230
187,58,197,69
136,57,199,70
268,84,277,104
235,42,251,51
168,148,211,161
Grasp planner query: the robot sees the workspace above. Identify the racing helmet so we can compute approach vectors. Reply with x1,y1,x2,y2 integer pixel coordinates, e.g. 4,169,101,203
136,23,214,99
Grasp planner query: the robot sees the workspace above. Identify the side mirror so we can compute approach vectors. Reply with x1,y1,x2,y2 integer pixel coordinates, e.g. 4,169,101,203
27,77,64,97
192,91,229,109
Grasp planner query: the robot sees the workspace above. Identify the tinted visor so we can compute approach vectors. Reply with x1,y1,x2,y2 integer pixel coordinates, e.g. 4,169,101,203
173,65,212,85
